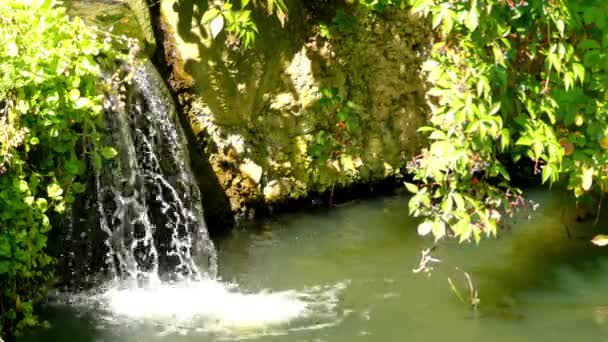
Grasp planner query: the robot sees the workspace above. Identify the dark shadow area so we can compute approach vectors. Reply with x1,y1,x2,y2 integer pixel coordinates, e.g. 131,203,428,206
149,0,236,236
177,98,237,235
48,162,114,291
19,307,99,342
165,0,309,128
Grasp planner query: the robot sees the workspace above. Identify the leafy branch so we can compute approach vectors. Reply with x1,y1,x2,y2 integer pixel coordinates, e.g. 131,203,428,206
405,0,608,243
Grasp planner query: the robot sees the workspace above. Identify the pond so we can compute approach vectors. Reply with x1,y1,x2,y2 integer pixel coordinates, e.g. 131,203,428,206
22,189,608,341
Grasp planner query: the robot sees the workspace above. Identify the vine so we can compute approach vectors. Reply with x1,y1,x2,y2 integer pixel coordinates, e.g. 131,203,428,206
404,0,608,242
308,87,363,181
202,0,288,48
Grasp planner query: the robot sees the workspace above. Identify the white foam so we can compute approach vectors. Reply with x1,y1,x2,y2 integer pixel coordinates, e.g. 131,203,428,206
55,279,348,339
101,279,307,327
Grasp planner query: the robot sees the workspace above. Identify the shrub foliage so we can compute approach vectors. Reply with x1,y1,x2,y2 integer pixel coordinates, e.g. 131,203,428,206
0,0,124,335
404,0,608,242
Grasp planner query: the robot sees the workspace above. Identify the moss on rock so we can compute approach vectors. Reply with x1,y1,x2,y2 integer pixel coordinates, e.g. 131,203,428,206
157,1,430,217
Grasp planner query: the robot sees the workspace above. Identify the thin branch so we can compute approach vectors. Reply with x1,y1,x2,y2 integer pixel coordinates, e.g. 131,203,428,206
595,192,603,226
463,271,480,310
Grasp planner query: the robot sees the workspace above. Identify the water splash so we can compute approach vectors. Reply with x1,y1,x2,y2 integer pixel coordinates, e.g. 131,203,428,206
53,61,346,339
48,280,347,340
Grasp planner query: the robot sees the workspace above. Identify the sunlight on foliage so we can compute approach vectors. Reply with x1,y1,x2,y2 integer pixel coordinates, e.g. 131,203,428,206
0,0,130,335
404,0,608,243
202,0,288,48
308,87,363,179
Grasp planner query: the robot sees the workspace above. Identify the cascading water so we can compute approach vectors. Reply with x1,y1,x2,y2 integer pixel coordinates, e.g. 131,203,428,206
50,61,345,339
96,60,217,283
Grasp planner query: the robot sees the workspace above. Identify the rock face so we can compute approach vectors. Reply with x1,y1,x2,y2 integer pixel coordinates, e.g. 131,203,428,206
157,0,430,218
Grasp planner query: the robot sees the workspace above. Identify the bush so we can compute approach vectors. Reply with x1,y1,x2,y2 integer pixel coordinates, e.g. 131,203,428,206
404,0,608,242
0,0,125,336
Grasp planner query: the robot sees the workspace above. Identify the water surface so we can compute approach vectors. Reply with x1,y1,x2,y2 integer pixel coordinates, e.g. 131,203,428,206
23,189,608,341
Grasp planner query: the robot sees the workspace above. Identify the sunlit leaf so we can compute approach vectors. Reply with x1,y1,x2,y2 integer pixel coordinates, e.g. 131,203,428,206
432,220,446,241
417,221,433,236
404,182,418,194
572,63,585,83
592,234,608,247
202,8,221,23
101,147,118,159
582,166,593,191
210,14,225,39
46,183,63,199
465,7,479,31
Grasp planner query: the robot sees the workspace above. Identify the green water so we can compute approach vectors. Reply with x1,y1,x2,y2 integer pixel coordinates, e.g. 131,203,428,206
23,189,608,341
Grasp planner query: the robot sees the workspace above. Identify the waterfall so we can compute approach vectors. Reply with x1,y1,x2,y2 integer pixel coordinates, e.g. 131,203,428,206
47,61,344,338
62,60,217,285
102,61,217,282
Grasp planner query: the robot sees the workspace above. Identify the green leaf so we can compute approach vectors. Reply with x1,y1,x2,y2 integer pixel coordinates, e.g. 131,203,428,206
41,214,50,228
578,39,600,50
582,166,593,191
555,19,565,37
441,196,452,213
404,182,418,194
592,234,608,247
548,53,562,73
432,11,444,30
36,198,48,212
572,63,585,83
101,146,118,159
427,87,443,97
465,7,479,31
209,14,225,39
489,102,501,115
432,220,446,241
541,164,552,184
410,0,428,14
515,136,534,146
417,221,433,236
74,97,92,109
71,182,86,194
564,72,573,91
0,236,11,258
68,88,80,102
6,42,19,57
202,8,221,24
452,193,465,211
492,45,504,66
500,129,510,151
54,201,66,214
64,158,83,175
428,130,447,140
16,179,29,193
46,183,63,199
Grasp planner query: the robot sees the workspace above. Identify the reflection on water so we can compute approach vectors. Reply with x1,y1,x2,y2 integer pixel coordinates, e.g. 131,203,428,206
23,189,608,341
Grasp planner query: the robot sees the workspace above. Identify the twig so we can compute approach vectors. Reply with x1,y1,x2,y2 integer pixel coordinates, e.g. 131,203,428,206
413,247,441,275
463,271,480,310
448,277,466,303
594,192,604,226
